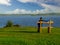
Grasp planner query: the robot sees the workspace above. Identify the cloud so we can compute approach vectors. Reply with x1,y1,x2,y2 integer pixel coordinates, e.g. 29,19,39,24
6,0,60,14
18,0,36,3
17,0,45,3
18,0,60,6
6,8,43,14
6,5,60,14
17,0,60,13
6,9,32,14
40,3,60,13
0,0,11,6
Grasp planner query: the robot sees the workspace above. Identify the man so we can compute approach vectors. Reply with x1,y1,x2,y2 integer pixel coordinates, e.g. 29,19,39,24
37,20,40,32
37,17,43,33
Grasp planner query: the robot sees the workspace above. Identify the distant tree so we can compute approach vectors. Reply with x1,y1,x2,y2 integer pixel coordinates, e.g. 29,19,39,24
5,20,13,27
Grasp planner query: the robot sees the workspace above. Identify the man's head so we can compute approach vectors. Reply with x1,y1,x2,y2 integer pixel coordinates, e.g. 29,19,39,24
40,17,42,20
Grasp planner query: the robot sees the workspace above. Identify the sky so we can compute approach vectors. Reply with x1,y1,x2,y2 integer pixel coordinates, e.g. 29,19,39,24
0,0,60,14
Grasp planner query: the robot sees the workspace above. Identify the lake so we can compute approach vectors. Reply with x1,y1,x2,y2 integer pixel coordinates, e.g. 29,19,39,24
0,15,60,28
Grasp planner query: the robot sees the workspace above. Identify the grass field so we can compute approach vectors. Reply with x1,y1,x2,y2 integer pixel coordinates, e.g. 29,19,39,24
0,27,60,45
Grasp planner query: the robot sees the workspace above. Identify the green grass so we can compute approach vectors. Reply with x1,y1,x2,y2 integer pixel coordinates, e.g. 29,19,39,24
0,27,60,45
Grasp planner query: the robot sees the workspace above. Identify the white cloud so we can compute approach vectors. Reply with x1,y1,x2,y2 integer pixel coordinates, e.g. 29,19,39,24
0,0,11,6
18,0,60,3
6,8,44,14
18,0,36,3
6,5,60,14
18,0,60,6
17,0,47,3
17,0,60,13
6,9,32,14
6,0,60,14
40,3,60,13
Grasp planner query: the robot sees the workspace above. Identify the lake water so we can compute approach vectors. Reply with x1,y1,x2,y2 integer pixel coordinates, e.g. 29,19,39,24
0,15,60,28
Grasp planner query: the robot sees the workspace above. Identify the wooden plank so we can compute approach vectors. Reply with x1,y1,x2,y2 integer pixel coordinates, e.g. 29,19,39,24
37,21,53,24
41,21,53,24
37,19,53,33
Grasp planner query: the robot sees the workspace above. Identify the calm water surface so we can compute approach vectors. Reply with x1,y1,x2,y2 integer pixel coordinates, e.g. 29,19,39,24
0,15,60,28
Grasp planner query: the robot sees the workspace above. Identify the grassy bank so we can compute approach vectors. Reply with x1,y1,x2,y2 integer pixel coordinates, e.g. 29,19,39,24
0,27,60,45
